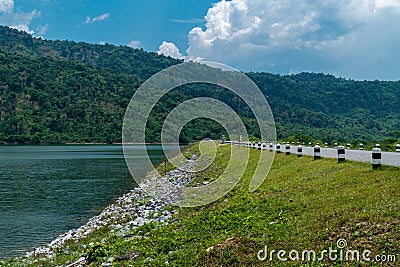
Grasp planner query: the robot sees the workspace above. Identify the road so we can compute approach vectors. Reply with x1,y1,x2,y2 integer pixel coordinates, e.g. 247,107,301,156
287,145,400,167
228,141,400,167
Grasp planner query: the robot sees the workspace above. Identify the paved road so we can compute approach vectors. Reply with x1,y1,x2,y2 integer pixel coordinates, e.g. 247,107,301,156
288,146,400,167
228,142,400,167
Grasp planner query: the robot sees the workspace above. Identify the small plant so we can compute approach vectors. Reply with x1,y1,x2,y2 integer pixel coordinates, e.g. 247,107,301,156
85,242,109,263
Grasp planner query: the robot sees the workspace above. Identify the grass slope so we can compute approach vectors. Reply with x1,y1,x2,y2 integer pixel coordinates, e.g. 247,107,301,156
4,144,399,266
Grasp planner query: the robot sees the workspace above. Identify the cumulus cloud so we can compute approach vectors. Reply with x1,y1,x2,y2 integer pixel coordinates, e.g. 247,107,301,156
127,40,141,49
10,24,34,34
0,0,38,34
0,0,13,13
169,0,400,80
157,41,183,59
85,13,110,24
36,24,48,35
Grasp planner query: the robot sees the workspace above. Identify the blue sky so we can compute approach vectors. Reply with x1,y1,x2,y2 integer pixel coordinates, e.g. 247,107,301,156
0,0,213,51
1,0,400,80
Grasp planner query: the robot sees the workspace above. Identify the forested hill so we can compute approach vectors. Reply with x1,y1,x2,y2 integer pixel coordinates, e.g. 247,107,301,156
0,26,181,144
0,26,181,78
249,72,400,144
0,25,399,145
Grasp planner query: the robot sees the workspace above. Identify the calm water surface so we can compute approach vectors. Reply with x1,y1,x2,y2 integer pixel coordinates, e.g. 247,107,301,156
0,144,176,258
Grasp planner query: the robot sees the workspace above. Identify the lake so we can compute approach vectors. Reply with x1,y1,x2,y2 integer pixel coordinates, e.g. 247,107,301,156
0,144,177,258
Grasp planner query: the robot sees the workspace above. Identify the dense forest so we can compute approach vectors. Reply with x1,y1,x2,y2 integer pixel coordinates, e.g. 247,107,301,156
0,26,399,145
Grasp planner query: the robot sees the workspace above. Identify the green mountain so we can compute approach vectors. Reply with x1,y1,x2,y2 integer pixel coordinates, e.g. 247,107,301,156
0,26,399,145
0,26,182,144
249,72,400,145
0,26,180,78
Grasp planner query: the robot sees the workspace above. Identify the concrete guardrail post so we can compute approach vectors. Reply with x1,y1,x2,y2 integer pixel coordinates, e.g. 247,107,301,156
372,144,382,169
286,143,290,155
314,144,321,160
338,146,345,162
297,145,302,157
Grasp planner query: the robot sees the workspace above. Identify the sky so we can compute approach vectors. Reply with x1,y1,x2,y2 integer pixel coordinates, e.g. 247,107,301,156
1,0,400,80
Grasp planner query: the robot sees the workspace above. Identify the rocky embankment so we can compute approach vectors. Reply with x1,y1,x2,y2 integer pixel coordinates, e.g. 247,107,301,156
24,154,198,265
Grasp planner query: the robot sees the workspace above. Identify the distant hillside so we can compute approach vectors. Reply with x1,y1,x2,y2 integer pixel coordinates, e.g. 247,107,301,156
0,26,399,145
0,51,139,143
0,26,184,144
249,72,400,144
0,26,180,78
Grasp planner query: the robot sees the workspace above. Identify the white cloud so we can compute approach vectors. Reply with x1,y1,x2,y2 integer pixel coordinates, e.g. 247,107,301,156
36,24,48,35
171,18,206,24
10,24,34,34
93,13,109,22
127,40,141,49
85,13,110,24
176,0,400,80
375,0,400,10
0,0,38,35
0,0,13,13
157,41,183,59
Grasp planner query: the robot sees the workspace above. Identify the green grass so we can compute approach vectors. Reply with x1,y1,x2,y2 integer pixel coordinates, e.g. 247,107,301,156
3,144,399,266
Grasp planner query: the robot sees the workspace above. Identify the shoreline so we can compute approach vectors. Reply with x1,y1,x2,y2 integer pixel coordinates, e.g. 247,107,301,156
0,142,190,146
18,153,198,265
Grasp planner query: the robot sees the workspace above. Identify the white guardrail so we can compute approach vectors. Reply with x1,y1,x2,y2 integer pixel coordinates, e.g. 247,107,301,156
225,140,400,168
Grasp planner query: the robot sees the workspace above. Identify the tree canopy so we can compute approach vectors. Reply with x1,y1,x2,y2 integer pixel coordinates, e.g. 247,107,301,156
0,26,399,145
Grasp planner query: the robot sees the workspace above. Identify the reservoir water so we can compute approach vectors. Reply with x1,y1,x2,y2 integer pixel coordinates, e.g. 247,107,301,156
0,144,177,258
